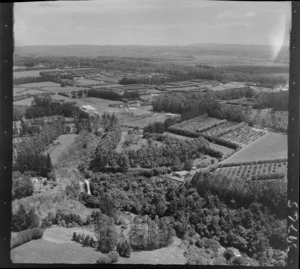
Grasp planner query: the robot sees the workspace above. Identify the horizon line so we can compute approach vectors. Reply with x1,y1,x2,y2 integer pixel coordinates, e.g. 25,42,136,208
15,43,290,48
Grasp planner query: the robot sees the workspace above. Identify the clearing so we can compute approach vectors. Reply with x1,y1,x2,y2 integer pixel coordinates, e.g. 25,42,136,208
11,225,187,265
46,134,78,165
222,132,287,163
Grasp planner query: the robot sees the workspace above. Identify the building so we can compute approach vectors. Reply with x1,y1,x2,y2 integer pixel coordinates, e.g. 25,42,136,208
81,105,96,111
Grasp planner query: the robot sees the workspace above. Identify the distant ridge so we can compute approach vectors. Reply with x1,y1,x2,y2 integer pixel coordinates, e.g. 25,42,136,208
14,44,289,65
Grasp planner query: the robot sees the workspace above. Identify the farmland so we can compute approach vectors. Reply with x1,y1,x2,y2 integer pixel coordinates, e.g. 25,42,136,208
213,159,287,181
12,42,289,266
219,125,266,146
169,115,226,133
222,132,287,163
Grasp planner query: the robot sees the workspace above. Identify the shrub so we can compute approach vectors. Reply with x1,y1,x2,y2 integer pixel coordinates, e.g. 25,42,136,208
11,228,44,249
223,248,235,260
72,232,77,241
116,237,132,258
96,251,119,264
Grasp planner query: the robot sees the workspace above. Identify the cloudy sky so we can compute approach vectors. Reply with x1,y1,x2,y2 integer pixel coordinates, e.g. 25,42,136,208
14,0,291,47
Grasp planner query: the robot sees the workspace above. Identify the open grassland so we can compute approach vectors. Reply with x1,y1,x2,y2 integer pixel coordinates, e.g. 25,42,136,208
11,236,99,264
11,225,186,265
13,97,34,106
118,237,186,265
222,132,287,163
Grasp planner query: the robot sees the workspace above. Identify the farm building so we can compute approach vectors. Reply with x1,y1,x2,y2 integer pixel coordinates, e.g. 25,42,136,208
166,113,177,119
81,105,96,111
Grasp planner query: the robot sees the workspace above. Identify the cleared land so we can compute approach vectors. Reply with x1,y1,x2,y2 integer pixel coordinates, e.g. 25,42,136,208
11,226,186,265
222,132,287,163
46,134,78,165
13,97,34,106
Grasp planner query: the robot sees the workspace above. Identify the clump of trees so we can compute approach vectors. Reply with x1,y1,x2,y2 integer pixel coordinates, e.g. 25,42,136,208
152,92,251,123
254,91,288,111
12,172,34,200
191,171,287,218
129,215,175,250
143,117,180,134
11,205,40,232
25,95,90,119
41,210,86,228
72,232,97,248
90,134,222,172
11,228,44,249
13,76,50,85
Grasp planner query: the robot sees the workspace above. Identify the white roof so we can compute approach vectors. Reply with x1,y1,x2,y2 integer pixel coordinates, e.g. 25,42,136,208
82,105,96,111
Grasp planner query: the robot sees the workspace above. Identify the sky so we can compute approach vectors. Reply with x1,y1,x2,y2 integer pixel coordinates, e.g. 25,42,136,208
14,0,291,47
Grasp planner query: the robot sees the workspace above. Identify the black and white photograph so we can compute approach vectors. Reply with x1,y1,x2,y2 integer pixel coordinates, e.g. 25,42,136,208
7,0,294,266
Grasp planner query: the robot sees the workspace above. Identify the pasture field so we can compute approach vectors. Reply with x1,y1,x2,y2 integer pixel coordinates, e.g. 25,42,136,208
16,81,61,88
11,227,99,264
222,132,287,163
213,159,287,181
13,97,34,106
11,225,186,265
220,126,266,146
170,115,226,133
74,78,103,86
14,87,45,96
120,112,168,128
46,134,77,165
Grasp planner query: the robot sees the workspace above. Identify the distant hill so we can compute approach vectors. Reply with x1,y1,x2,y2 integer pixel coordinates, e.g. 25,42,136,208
14,44,289,66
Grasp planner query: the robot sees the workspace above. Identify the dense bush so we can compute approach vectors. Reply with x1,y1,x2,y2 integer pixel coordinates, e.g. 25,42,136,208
129,215,175,250
87,89,122,100
11,205,40,232
116,235,132,258
191,171,287,218
95,214,118,253
11,228,44,249
90,134,222,172
13,76,49,85
12,173,34,200
41,210,85,229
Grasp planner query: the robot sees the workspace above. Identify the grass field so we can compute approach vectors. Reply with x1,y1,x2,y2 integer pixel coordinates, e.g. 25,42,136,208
46,134,78,165
13,97,34,106
11,226,186,265
222,132,287,163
